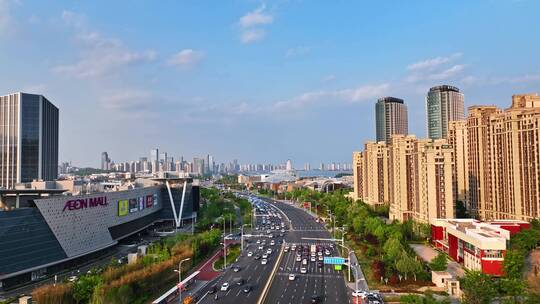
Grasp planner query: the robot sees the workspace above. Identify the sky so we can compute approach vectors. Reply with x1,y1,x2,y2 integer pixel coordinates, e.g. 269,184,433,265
1,0,540,168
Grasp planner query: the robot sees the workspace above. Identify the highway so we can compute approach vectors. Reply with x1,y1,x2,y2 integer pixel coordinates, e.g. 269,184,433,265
263,200,350,304
195,196,350,304
196,199,287,304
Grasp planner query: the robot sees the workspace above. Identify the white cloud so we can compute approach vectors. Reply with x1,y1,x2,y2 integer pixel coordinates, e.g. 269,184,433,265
322,75,336,82
53,31,157,78
238,5,273,44
239,5,273,28
167,49,204,67
240,29,265,43
61,10,86,28
406,53,467,83
273,83,390,110
100,89,153,111
407,53,462,71
285,46,311,58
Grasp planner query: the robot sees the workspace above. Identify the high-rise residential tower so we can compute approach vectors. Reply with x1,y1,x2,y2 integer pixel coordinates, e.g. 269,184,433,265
0,92,59,188
426,85,465,139
375,97,408,143
101,152,110,170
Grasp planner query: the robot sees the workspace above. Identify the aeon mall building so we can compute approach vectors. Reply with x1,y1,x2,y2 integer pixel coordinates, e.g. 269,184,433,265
0,177,199,291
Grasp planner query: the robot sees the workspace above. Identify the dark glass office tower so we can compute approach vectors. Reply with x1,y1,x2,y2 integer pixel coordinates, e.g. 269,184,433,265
0,92,59,188
375,97,408,143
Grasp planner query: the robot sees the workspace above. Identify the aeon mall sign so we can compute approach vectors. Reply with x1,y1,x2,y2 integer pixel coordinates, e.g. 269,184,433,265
62,196,108,212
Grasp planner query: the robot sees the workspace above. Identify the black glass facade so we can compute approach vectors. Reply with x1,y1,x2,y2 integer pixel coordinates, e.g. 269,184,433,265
0,208,67,277
20,94,40,183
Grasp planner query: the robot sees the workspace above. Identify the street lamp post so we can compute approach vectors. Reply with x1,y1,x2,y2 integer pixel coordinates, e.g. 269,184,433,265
174,257,191,304
241,224,250,252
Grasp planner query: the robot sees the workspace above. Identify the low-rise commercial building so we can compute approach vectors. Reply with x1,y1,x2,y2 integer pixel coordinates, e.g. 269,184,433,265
431,218,530,276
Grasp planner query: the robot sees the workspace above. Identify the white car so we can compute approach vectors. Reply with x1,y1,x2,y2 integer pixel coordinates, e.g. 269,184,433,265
258,245,264,250
296,256,302,262
220,282,229,291
302,259,308,265
68,276,78,282
318,255,323,261
288,274,296,281
261,259,268,265
267,248,272,254
270,240,275,246
262,253,268,259
284,246,290,252
247,251,253,257
300,267,307,274
310,256,316,262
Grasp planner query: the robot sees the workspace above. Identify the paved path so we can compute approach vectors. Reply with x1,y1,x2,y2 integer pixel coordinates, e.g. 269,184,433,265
410,244,464,278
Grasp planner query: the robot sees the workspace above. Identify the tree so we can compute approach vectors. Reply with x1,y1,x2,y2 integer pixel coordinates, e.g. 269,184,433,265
395,253,422,280
455,200,469,218
460,271,497,304
382,237,403,261
429,252,448,271
73,275,102,304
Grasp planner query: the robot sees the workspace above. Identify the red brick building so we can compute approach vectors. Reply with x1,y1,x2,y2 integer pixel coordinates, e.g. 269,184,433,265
431,218,530,276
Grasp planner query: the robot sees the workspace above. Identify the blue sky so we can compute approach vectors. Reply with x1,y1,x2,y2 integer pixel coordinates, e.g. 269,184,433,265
1,0,540,167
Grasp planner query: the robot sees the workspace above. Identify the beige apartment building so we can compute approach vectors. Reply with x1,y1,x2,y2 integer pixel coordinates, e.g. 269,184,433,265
448,120,469,204
466,94,540,221
352,135,454,223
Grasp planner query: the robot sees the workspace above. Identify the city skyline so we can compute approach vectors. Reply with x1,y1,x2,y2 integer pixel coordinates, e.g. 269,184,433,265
2,1,540,167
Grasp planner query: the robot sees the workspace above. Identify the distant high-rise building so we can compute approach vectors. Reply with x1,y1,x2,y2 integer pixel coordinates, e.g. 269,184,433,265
426,85,465,139
101,152,110,170
304,162,311,171
0,92,59,188
286,159,293,171
375,97,408,143
150,148,159,163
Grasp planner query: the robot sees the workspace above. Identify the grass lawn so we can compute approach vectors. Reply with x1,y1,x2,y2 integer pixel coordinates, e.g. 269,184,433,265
213,244,241,270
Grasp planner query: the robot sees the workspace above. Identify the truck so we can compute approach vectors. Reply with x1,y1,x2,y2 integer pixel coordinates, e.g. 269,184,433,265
310,244,317,254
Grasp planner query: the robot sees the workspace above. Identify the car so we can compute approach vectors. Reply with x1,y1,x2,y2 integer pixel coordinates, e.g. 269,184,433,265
318,255,323,261
67,276,78,282
311,295,322,303
254,254,261,260
233,266,241,272
262,253,268,259
261,259,268,265
288,274,296,281
267,248,272,254
208,284,217,294
284,246,289,252
325,249,331,256
302,259,308,265
270,240,275,245
296,256,302,262
247,251,253,257
235,278,244,286
310,256,316,262
291,245,296,251
256,240,261,244
220,282,229,291
258,245,264,250
300,267,307,274
317,262,324,268
352,290,366,297
242,284,252,293
317,251,323,256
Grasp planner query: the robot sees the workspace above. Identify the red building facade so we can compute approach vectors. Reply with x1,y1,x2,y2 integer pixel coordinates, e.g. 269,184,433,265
431,219,530,276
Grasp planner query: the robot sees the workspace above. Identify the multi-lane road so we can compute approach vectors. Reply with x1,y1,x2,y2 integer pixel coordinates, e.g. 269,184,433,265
264,200,350,304
195,195,351,304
